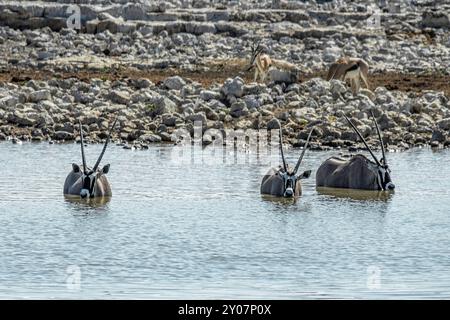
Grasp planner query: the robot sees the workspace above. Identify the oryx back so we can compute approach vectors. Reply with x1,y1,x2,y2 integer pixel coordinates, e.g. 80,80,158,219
316,155,379,190
64,168,112,197
316,111,395,191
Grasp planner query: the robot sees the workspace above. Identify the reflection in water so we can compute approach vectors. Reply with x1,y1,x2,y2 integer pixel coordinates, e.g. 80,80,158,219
260,194,298,206
64,196,111,214
316,187,394,202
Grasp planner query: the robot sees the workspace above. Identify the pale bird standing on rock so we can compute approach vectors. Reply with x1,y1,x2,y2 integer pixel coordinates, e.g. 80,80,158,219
326,57,370,95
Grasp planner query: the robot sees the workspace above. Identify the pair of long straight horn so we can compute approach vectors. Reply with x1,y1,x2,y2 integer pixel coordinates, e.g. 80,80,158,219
343,110,387,167
79,118,118,175
279,126,314,175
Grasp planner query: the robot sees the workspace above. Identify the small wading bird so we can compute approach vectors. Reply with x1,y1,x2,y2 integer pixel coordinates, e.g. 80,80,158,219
64,118,118,199
247,40,272,83
260,126,314,198
326,57,370,95
316,110,395,191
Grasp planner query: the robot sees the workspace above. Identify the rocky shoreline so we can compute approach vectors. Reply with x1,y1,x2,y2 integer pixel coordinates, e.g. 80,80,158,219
0,0,449,151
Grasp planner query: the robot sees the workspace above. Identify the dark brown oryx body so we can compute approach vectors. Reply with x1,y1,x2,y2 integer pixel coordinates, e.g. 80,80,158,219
316,111,395,191
261,125,313,198
64,118,117,199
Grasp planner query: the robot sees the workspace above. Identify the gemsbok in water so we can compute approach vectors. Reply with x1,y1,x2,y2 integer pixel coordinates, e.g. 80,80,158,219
64,118,117,199
316,111,395,191
261,126,314,197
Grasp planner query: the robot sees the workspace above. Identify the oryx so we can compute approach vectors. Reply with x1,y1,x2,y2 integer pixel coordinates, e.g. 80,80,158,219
63,118,117,199
316,111,395,191
261,126,313,197
247,40,272,83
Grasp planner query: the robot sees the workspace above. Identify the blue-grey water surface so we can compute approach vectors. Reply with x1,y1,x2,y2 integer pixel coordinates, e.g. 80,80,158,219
0,142,449,299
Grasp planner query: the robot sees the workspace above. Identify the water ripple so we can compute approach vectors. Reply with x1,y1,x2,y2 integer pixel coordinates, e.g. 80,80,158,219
0,143,449,298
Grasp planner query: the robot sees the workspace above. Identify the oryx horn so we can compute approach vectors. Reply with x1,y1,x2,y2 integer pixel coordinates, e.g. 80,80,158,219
79,120,88,175
293,127,314,175
370,109,387,166
343,113,382,167
278,127,288,173
91,117,118,173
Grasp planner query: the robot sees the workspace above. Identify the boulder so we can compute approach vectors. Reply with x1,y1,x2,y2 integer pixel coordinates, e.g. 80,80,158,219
330,80,347,96
162,114,178,126
122,3,148,20
109,90,130,105
200,90,221,101
431,129,446,143
163,76,186,90
214,22,247,36
8,110,36,126
0,96,19,109
147,95,177,116
159,131,173,142
437,118,450,130
206,11,230,22
185,22,216,35
53,131,74,141
139,133,162,143
230,101,248,118
133,78,152,89
221,77,244,98
187,112,207,124
266,118,281,130
421,11,450,28
29,90,51,102
243,95,261,109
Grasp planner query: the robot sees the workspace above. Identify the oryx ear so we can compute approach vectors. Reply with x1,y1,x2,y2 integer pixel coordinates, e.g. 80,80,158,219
298,170,312,179
72,163,81,173
102,164,110,174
